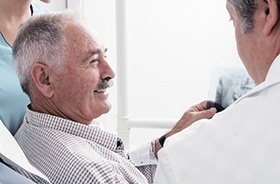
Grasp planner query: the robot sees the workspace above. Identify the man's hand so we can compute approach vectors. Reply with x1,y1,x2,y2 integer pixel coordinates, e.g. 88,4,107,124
155,100,217,157
167,100,217,137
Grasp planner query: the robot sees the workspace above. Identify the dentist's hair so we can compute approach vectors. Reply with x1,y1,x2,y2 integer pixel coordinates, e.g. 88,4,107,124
228,0,280,33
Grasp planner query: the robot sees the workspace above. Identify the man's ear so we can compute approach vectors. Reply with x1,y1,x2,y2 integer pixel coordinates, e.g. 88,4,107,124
30,63,54,98
263,0,279,35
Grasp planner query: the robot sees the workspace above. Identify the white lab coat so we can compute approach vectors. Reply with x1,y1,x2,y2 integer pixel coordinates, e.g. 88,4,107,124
155,55,280,184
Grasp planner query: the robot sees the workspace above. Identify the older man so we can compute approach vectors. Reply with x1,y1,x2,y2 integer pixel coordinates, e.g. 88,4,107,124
12,12,216,184
155,0,280,183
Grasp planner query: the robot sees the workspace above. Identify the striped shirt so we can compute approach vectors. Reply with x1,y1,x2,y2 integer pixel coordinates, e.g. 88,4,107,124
15,107,157,183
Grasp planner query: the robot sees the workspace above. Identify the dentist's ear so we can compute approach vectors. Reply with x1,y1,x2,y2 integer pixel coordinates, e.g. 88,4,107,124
263,0,279,35
30,63,54,98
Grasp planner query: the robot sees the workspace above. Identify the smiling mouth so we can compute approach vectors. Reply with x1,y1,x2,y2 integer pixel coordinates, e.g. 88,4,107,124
94,79,113,94
94,89,106,93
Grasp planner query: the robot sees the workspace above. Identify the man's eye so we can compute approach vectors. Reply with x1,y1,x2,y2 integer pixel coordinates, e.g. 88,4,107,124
90,59,99,67
91,59,99,63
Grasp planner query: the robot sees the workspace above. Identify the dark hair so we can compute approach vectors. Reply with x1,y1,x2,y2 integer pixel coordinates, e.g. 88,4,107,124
228,0,280,33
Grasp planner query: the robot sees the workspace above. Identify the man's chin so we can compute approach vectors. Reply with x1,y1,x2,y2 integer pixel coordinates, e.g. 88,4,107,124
98,103,112,115
103,103,112,114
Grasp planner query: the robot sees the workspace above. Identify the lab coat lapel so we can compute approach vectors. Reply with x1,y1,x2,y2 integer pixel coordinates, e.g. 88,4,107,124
233,55,280,105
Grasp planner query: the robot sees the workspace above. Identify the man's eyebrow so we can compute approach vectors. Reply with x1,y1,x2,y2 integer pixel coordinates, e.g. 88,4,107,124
82,50,99,63
90,48,107,55
82,48,108,63
91,49,101,55
86,49,101,60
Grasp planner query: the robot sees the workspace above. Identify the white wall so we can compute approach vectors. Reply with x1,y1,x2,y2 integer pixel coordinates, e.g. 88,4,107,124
42,0,245,147
34,0,66,12
125,0,243,146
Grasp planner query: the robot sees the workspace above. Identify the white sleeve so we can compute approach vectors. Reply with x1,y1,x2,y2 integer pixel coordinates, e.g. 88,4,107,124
154,149,176,184
126,141,158,166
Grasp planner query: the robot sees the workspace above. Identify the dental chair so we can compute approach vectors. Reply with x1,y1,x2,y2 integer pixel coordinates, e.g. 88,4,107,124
0,119,50,184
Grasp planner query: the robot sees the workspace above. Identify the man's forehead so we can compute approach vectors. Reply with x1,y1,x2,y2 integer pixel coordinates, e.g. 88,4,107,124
66,23,104,48
65,22,99,40
225,1,234,13
226,0,230,10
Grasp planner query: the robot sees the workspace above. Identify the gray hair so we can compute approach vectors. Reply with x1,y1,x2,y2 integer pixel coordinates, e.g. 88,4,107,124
13,12,78,95
228,0,280,33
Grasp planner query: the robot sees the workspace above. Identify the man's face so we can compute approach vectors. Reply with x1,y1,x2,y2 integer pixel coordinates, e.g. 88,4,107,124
51,23,115,124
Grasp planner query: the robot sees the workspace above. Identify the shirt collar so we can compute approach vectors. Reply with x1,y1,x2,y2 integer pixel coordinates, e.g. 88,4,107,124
264,54,280,83
25,106,124,151
233,54,280,105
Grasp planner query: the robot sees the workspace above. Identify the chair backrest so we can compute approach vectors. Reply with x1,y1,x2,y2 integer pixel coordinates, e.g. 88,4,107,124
0,161,36,184
0,119,50,183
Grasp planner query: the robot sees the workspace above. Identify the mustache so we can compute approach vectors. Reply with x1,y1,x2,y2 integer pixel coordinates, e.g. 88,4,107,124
96,79,114,90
